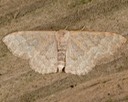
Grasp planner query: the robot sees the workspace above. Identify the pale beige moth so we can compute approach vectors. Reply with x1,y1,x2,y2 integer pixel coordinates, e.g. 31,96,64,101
3,30,127,75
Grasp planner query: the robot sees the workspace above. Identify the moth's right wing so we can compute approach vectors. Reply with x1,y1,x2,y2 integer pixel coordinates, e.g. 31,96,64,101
3,31,58,74
65,31,127,75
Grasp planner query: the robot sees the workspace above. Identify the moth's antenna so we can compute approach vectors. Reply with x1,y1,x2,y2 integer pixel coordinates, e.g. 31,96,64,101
81,26,85,31
13,11,20,19
64,26,68,30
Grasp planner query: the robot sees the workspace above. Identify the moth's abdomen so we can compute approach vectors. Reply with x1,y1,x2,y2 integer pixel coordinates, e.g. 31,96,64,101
56,30,69,72
57,47,66,72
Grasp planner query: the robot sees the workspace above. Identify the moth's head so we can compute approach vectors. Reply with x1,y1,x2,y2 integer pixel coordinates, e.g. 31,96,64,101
56,30,70,42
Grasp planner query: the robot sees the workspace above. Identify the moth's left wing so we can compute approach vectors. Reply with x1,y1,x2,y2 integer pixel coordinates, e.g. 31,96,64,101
3,31,58,74
65,31,127,75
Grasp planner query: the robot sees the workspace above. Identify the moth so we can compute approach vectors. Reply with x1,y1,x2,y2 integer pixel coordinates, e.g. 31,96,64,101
3,30,127,75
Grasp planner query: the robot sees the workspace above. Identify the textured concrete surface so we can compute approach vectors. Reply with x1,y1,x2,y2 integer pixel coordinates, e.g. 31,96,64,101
0,0,128,102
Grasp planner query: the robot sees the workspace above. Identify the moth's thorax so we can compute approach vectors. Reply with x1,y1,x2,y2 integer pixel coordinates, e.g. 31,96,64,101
56,30,70,42
55,30,70,72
